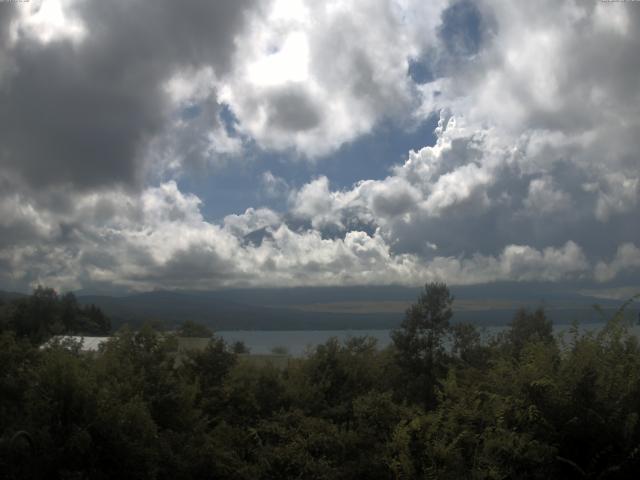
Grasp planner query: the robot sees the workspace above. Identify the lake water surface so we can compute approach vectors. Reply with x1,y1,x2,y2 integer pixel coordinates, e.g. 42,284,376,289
218,323,640,356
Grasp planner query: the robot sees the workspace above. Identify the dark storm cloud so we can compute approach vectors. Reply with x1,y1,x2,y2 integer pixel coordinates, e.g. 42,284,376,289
0,3,18,43
1,40,165,190
141,244,250,289
77,0,254,74
266,86,322,132
0,0,256,192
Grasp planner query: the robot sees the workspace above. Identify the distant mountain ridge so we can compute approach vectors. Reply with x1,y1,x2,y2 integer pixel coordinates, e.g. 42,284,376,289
1,284,630,331
76,290,401,331
77,284,625,331
0,290,28,302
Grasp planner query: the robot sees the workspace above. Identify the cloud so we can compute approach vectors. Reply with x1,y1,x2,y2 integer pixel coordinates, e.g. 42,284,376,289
261,171,290,199
595,243,640,283
12,0,87,45
363,177,422,219
1,0,640,293
218,0,447,156
524,176,572,215
437,0,489,58
420,1,640,177
0,0,256,192
152,67,243,176
224,207,281,238
405,1,640,255
590,174,639,222
289,176,347,230
0,179,633,293
0,0,445,187
264,84,322,132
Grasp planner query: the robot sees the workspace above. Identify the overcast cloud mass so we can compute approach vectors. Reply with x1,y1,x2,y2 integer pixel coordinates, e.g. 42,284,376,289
0,0,638,293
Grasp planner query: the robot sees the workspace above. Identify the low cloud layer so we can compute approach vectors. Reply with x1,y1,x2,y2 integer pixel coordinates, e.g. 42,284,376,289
0,0,638,293
0,180,603,292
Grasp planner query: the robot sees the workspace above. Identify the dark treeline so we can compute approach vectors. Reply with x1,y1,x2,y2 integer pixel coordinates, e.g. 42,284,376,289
0,287,110,343
1,284,640,479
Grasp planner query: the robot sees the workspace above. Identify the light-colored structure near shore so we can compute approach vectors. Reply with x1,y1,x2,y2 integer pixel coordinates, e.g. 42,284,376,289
41,335,291,369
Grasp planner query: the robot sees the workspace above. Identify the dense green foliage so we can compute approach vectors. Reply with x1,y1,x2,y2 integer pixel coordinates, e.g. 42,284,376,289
0,287,110,343
178,320,214,338
1,285,639,479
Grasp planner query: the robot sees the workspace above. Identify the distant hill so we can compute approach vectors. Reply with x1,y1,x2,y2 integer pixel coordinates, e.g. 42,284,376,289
73,284,629,331
2,284,631,331
76,291,401,331
0,290,28,302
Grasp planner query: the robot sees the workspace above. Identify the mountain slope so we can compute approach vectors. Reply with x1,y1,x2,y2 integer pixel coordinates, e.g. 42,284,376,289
73,284,627,331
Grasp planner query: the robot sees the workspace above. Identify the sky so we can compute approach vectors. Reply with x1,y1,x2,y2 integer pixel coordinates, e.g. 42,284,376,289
0,0,638,295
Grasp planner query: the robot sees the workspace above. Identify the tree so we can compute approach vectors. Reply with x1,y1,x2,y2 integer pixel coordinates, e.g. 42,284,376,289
2,288,111,342
177,320,213,338
80,304,111,335
182,337,236,417
450,321,488,368
504,307,553,358
232,340,250,354
391,282,454,408
270,345,289,355
59,292,79,333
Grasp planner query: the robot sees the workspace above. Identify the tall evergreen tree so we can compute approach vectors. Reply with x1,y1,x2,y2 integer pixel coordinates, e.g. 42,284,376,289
392,282,454,408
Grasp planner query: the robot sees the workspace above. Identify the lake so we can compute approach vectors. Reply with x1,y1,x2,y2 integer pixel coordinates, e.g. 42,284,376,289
217,322,640,356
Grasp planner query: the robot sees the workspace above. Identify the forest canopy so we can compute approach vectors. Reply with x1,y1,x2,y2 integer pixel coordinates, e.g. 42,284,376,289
0,287,110,343
1,284,639,479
